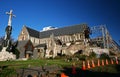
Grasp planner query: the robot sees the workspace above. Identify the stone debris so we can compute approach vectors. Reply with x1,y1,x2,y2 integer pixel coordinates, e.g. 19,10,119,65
0,47,16,61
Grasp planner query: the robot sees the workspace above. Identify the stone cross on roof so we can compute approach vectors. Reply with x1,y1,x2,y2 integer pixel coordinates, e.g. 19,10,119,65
6,10,16,26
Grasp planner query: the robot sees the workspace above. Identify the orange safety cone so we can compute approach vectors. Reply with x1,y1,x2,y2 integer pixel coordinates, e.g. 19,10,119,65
82,61,86,70
33,75,37,77
111,59,114,64
116,59,119,64
102,60,104,66
87,60,90,69
92,60,95,67
97,59,100,66
61,73,69,77
106,59,108,65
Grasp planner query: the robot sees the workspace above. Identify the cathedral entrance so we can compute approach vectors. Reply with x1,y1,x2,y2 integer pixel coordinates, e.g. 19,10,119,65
25,50,33,59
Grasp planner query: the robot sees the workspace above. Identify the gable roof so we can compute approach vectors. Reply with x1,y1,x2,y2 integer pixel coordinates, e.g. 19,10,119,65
25,24,88,39
35,43,47,48
17,40,34,50
25,26,39,38
39,24,87,38
17,40,29,48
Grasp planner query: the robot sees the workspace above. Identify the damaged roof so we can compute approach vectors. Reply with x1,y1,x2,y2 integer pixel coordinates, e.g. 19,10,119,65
25,24,87,39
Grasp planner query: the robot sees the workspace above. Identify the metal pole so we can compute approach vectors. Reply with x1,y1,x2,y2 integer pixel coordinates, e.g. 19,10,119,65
102,26,106,48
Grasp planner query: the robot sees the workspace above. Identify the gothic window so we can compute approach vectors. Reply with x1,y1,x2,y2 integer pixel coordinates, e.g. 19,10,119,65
22,36,24,40
22,35,25,40
65,36,67,42
34,38,35,43
84,27,90,39
39,39,40,44
21,31,24,34
38,49,40,52
49,50,53,55
66,36,69,42
61,37,63,42
75,34,78,40
73,34,76,41
41,49,44,52
78,34,80,40
70,36,72,41
44,40,46,43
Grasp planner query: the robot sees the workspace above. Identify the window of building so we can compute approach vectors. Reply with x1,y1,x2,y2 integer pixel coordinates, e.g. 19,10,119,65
22,35,25,40
38,49,40,52
21,31,24,34
34,38,35,43
39,39,40,44
49,50,53,55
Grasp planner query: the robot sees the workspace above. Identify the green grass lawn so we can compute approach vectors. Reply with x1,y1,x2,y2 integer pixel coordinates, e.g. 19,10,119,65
0,59,120,77
0,59,73,77
0,59,73,69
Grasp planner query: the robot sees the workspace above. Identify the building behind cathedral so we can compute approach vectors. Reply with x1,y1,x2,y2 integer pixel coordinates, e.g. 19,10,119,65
17,24,96,59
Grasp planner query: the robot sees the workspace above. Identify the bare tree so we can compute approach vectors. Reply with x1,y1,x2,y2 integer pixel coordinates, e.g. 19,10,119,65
0,36,5,50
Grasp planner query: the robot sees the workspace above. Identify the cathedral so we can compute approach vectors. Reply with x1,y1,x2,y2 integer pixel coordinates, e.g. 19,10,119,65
17,24,91,59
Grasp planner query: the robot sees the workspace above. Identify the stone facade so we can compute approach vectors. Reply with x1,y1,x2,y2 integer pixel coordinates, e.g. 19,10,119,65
17,40,34,59
18,24,91,59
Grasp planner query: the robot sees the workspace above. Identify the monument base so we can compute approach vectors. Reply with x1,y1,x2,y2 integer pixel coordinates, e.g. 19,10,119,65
0,47,16,61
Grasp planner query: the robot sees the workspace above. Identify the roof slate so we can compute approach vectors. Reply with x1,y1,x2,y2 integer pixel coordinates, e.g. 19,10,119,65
17,40,29,48
35,43,46,48
25,24,87,39
25,26,39,38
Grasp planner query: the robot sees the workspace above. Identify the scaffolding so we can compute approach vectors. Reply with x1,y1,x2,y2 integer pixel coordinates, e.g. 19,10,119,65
90,25,120,53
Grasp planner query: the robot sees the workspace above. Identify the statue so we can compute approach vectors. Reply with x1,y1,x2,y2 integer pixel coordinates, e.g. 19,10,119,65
0,10,17,61
2,10,15,52
3,26,12,47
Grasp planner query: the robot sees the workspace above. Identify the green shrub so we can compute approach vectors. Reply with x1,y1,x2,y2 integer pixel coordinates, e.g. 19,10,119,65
54,56,61,59
54,54,66,59
89,52,97,59
14,49,20,59
78,55,87,61
100,53,110,59
0,68,17,77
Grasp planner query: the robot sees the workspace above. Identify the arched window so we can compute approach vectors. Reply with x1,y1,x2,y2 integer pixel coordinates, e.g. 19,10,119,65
49,50,53,55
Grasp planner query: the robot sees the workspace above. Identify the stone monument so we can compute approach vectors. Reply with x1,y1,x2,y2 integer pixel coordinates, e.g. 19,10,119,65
0,10,16,61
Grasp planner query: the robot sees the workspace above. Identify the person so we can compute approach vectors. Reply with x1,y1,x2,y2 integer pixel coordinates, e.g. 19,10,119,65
72,63,77,77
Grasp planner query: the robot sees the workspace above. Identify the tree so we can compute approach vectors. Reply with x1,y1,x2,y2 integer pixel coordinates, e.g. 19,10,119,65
0,36,4,43
0,36,4,51
10,41,20,59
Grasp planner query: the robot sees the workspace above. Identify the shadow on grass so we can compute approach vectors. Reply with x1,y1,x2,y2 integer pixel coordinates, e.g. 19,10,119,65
62,65,120,77
116,64,120,72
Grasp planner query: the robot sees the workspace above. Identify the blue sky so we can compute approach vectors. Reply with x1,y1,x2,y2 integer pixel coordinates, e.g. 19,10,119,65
0,0,120,44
